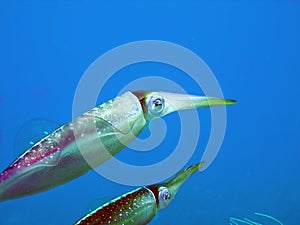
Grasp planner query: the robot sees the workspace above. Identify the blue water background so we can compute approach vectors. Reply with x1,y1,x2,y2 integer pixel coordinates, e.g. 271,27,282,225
0,1,299,224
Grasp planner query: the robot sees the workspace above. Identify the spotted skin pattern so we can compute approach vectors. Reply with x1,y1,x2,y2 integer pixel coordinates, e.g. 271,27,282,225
0,92,145,201
76,187,157,225
0,124,73,184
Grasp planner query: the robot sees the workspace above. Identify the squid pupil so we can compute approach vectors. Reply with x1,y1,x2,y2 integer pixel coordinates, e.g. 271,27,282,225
147,96,164,116
163,192,171,200
153,99,162,107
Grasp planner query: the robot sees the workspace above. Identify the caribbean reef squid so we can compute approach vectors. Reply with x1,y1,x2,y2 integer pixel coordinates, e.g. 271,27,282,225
0,91,235,201
74,161,205,225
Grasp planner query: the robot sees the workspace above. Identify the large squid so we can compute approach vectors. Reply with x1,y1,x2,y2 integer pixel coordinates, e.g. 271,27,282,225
74,161,205,225
0,91,235,201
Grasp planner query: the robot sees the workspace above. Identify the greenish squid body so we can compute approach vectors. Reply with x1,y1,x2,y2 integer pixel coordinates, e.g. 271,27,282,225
75,162,205,225
0,90,235,202
76,187,157,225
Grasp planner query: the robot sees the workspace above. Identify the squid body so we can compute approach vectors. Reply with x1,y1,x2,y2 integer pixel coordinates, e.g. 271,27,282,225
0,91,235,201
74,162,205,225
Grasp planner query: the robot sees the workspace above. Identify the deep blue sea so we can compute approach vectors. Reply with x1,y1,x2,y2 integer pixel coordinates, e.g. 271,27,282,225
1,1,299,225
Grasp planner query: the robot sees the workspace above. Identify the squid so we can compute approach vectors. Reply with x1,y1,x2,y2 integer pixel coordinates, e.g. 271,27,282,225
74,161,205,225
0,91,235,201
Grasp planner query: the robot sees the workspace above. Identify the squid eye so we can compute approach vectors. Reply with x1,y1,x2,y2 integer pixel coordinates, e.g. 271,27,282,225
147,96,165,117
158,187,171,209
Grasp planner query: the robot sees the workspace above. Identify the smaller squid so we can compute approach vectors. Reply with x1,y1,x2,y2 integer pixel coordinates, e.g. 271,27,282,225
74,161,205,225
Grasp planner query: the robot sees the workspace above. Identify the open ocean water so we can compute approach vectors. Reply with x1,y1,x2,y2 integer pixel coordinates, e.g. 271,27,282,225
0,1,299,225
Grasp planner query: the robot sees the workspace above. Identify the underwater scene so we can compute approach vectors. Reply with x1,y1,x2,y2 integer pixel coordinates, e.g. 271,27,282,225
0,1,299,225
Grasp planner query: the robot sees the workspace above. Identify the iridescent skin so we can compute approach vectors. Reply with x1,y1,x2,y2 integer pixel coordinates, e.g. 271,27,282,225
0,91,235,201
75,162,205,225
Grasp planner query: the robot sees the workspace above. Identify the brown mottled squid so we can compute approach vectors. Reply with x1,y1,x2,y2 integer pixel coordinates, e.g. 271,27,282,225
74,161,205,225
0,91,235,201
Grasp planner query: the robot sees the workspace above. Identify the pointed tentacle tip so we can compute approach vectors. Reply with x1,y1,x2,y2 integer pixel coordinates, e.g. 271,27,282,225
225,99,237,105
201,97,236,108
210,98,237,106
195,161,205,171
186,161,205,173
180,161,205,179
